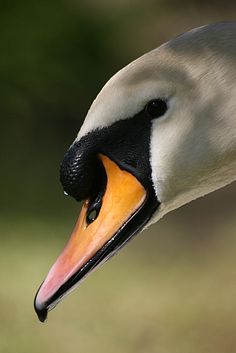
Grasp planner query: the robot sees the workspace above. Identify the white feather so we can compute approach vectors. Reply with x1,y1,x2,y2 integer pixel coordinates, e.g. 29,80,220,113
76,22,236,224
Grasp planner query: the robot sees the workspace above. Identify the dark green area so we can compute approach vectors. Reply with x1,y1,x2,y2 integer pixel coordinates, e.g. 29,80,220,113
0,1,122,219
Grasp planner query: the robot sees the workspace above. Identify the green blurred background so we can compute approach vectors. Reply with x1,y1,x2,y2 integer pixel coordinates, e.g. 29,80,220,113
1,1,236,352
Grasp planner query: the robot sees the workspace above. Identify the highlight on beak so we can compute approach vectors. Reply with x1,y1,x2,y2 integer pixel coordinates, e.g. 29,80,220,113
34,154,158,322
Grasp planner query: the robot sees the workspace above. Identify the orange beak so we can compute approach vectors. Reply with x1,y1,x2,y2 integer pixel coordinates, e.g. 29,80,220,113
34,154,149,322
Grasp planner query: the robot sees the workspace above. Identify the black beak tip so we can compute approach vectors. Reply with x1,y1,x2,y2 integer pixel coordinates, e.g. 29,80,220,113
34,292,48,323
36,306,48,323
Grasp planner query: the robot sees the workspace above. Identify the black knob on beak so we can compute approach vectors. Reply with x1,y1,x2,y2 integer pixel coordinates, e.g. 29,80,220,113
60,141,97,201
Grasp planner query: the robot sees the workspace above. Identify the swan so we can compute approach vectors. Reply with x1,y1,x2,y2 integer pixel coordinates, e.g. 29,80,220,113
34,22,236,322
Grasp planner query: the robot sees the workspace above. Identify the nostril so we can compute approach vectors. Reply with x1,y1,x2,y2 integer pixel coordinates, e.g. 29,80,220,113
86,208,98,225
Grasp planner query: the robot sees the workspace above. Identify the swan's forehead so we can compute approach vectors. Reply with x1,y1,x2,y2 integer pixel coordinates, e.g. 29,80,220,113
77,22,236,141
77,51,178,139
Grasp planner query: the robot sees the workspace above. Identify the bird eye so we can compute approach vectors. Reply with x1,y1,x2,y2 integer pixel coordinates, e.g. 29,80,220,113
145,99,168,119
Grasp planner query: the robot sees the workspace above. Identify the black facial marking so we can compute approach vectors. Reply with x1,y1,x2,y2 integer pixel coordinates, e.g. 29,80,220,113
60,106,156,201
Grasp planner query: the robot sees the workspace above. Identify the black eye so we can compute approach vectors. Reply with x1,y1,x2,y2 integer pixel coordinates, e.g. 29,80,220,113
145,99,168,119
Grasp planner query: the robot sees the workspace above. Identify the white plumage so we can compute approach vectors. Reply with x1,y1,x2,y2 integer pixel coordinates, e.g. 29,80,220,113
77,22,236,225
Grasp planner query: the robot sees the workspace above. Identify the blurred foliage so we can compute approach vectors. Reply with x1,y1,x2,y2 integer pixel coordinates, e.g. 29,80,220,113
0,1,236,353
0,1,120,218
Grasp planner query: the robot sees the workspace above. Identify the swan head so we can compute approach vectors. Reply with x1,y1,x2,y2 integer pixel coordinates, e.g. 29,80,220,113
34,22,236,322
